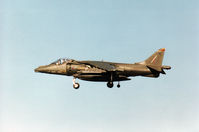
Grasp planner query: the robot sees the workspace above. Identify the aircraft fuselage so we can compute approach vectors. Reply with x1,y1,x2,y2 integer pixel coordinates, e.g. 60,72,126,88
35,48,171,89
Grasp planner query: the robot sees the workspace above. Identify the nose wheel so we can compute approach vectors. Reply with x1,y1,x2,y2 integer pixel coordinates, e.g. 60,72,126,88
73,83,80,89
73,78,80,89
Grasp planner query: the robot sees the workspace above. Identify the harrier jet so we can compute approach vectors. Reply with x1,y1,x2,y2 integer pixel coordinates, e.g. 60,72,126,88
35,48,171,89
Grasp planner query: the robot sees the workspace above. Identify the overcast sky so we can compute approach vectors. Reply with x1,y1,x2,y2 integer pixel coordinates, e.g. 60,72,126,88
1,0,199,132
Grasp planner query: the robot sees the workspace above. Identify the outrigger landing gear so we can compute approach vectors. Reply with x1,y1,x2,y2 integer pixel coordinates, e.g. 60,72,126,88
117,82,120,88
73,78,80,89
107,81,114,88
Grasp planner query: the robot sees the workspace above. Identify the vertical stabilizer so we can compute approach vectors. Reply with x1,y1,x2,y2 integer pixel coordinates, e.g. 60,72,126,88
138,48,165,72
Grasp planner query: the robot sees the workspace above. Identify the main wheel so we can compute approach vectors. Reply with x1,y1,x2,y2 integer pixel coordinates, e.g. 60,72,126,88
107,82,113,88
73,83,80,89
117,84,120,88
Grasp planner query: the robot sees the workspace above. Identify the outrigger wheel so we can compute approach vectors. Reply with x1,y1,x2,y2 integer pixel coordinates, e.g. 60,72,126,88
117,83,120,88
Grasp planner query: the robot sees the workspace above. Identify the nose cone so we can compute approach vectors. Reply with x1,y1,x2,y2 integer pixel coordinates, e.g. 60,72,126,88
34,64,67,75
34,65,49,73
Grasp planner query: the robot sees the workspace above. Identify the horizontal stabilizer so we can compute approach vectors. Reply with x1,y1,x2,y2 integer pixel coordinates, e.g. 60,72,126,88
146,65,162,72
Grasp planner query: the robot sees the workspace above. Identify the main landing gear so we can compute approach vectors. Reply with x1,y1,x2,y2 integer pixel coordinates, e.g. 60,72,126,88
107,82,113,88
73,78,80,89
107,82,120,88
107,73,120,88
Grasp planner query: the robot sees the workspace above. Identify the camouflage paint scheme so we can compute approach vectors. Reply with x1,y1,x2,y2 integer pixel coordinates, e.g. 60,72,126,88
35,48,171,89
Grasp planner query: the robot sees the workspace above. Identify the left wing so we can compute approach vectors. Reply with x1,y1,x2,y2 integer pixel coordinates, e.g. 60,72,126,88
78,61,116,72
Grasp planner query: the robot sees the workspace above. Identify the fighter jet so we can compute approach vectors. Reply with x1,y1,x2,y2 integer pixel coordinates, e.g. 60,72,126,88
35,48,171,89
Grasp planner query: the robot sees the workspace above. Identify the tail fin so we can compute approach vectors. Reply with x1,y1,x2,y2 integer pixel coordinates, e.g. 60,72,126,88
138,48,165,72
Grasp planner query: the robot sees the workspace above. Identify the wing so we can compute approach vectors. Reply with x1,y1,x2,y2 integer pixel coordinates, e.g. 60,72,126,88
78,61,116,71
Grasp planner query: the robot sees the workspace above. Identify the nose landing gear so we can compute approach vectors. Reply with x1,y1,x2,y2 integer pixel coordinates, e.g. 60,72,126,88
73,83,80,89
73,78,80,89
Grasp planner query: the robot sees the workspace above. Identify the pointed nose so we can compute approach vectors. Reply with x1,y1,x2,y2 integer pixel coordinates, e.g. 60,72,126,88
34,64,67,75
34,67,39,72
34,65,49,73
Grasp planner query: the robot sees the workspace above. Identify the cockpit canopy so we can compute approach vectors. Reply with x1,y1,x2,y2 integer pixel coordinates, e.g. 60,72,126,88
51,58,74,65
